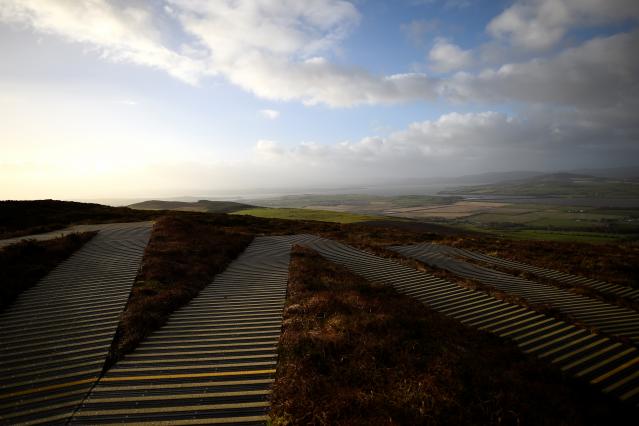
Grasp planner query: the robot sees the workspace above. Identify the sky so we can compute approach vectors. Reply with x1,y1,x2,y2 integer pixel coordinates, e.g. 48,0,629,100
1,0,638,200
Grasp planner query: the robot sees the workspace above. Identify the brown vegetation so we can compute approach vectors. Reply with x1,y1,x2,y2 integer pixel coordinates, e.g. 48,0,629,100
458,255,639,312
0,232,97,311
107,214,254,364
438,235,639,289
270,245,635,425
0,199,159,239
103,214,637,362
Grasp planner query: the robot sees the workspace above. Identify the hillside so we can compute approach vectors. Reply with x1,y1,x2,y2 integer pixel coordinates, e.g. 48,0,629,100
0,200,158,239
444,173,639,198
128,199,254,213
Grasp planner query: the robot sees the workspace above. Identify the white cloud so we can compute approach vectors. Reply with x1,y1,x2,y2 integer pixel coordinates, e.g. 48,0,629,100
444,30,639,108
0,0,205,84
488,0,639,50
0,0,636,110
250,107,639,180
167,0,438,106
428,38,472,73
259,109,280,120
0,0,439,107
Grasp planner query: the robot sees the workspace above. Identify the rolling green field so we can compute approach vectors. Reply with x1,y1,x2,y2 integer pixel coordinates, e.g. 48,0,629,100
232,207,379,223
445,173,639,198
244,193,639,243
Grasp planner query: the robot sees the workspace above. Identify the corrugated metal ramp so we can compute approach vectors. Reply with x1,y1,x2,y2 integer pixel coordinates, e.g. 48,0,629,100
70,236,293,425
0,222,152,425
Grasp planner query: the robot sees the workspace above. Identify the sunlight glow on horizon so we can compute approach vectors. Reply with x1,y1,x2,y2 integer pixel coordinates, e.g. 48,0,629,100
1,0,638,200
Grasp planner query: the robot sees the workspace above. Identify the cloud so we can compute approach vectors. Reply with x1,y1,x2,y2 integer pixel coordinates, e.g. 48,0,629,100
0,0,440,107
251,107,639,180
259,109,280,120
488,0,639,50
166,0,438,106
428,38,472,73
0,0,205,84
443,30,639,108
0,0,636,110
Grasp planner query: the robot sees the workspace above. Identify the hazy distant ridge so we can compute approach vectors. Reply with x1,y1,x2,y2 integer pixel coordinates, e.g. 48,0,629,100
128,200,254,213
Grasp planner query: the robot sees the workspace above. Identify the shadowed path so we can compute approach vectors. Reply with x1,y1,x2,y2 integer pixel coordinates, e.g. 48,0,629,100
0,223,153,249
428,243,639,301
288,235,639,407
70,236,294,425
391,243,639,343
0,222,152,425
4,231,636,424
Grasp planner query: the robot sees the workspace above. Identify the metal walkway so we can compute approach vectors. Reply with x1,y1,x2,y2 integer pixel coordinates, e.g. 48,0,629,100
427,243,639,301
0,222,152,425
391,243,639,343
69,236,293,425
284,235,639,407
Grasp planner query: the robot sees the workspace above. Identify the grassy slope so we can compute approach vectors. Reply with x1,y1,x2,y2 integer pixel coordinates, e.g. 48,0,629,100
232,207,379,223
0,232,97,311
271,246,634,425
0,200,158,239
107,215,253,364
251,194,458,209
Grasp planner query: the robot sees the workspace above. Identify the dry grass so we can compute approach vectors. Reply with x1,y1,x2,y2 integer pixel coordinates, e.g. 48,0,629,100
437,235,639,289
270,246,635,425
0,199,159,239
0,232,97,311
106,214,254,364
458,255,639,312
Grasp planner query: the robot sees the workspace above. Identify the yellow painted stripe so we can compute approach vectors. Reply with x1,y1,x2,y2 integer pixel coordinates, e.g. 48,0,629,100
575,348,636,377
591,356,639,385
88,389,269,403
83,415,269,426
74,401,269,416
92,378,273,392
100,369,276,382
0,377,95,399
551,338,610,364
603,370,639,394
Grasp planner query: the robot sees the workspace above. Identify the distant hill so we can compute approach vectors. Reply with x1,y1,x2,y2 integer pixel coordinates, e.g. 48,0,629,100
443,172,639,198
569,166,639,180
128,199,255,213
396,171,544,186
0,200,157,239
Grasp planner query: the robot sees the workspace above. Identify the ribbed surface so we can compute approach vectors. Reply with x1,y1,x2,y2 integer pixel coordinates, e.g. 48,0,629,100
70,236,293,425
286,235,639,407
391,243,639,343
0,223,152,249
0,222,152,425
434,244,639,301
